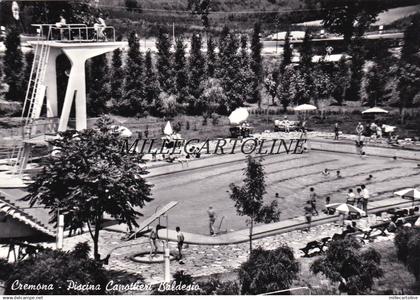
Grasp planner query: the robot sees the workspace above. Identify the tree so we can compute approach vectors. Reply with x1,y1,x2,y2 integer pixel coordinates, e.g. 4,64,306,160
28,0,99,26
217,28,244,112
315,0,386,48
397,15,420,122
230,156,280,252
311,237,383,294
397,63,420,120
250,23,263,106
280,30,292,73
331,57,351,105
300,29,313,72
198,78,227,115
173,38,189,105
239,246,299,295
88,54,109,116
110,47,124,104
400,15,420,65
22,51,34,101
277,65,295,111
125,0,139,12
311,67,334,107
264,69,280,105
120,32,145,116
24,117,153,260
144,50,159,108
156,28,173,94
5,243,111,295
206,36,216,77
154,92,178,118
4,26,24,102
187,0,211,28
238,35,253,104
364,63,387,107
188,33,205,104
346,37,366,101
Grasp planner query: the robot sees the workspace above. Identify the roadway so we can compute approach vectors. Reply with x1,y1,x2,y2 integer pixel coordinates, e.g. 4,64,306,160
0,31,404,55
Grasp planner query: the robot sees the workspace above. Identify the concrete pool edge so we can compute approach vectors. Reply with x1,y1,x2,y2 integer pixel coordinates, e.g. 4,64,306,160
145,138,420,178
104,199,418,246
310,139,420,161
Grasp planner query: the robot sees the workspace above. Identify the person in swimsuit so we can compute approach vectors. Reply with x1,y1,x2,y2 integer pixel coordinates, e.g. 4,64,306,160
207,206,216,236
149,228,158,259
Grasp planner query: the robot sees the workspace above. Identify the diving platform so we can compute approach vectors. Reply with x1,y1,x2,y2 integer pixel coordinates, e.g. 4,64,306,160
28,24,126,132
5,24,127,174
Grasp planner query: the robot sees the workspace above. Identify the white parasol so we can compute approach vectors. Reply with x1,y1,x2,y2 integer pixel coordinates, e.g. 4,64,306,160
394,188,420,206
163,121,173,135
382,124,396,133
362,107,389,114
326,203,366,216
293,104,317,112
111,125,132,137
229,107,249,125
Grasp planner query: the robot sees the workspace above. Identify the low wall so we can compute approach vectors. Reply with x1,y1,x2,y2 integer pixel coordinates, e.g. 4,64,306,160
311,139,420,161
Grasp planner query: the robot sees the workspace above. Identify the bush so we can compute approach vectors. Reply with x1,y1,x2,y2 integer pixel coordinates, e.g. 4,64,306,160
5,242,110,295
311,237,383,295
0,259,14,281
211,113,220,126
198,277,240,295
238,245,299,295
407,233,420,281
152,270,198,295
395,228,420,281
394,227,415,263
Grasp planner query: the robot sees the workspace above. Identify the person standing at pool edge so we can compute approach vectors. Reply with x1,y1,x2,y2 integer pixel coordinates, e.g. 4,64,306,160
334,123,340,140
176,226,184,262
208,206,216,236
361,185,369,215
309,187,319,216
149,228,158,259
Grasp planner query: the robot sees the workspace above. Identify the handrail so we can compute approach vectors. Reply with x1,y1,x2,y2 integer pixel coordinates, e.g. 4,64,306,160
31,23,115,42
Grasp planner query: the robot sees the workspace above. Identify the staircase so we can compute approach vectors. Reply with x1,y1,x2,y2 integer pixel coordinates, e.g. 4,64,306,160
9,28,52,175
0,194,55,237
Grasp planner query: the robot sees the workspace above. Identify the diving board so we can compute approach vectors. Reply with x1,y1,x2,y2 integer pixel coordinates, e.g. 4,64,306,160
128,201,178,240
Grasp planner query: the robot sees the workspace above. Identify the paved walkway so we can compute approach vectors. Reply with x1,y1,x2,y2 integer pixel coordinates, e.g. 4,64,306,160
106,197,416,245
5,218,400,285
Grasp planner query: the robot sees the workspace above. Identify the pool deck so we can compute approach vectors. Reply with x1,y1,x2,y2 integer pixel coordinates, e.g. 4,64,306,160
105,197,417,246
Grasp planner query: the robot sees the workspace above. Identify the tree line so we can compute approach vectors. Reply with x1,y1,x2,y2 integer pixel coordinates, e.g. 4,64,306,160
1,15,419,119
264,14,420,113
91,24,264,118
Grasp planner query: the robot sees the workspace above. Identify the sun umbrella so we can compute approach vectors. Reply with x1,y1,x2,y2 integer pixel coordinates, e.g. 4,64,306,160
163,121,173,135
362,107,389,114
326,203,366,216
111,125,132,138
293,104,317,112
394,188,420,206
229,108,249,125
382,124,396,133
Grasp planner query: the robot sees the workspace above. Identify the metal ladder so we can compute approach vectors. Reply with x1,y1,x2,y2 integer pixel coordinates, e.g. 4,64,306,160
11,27,52,175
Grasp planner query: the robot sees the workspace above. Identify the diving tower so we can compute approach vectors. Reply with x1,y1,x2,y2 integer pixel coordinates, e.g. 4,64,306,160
10,24,127,174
